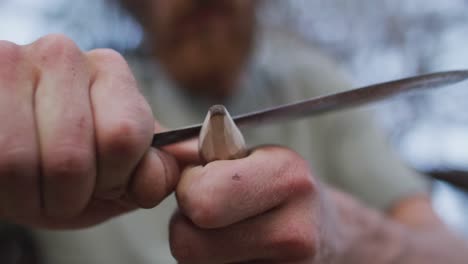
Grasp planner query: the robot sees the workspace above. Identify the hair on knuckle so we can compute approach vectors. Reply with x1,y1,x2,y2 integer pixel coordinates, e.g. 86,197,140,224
0,41,24,82
88,48,129,71
34,34,83,67
0,40,21,65
94,49,126,63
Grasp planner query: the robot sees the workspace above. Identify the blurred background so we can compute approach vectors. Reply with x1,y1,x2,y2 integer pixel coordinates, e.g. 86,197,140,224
1,0,468,235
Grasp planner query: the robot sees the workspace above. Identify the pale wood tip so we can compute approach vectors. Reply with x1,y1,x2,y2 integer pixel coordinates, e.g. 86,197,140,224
208,105,227,116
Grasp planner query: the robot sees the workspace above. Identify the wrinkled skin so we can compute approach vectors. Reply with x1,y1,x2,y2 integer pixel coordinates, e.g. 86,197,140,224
0,0,464,263
0,36,184,229
0,34,331,262
170,147,336,263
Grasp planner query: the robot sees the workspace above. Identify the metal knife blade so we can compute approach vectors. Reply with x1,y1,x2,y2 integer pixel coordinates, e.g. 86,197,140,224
152,70,468,147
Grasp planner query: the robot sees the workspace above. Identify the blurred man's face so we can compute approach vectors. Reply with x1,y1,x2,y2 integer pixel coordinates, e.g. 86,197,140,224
141,0,257,98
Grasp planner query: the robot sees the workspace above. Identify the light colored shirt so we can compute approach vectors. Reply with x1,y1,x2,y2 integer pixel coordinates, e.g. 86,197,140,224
34,30,428,264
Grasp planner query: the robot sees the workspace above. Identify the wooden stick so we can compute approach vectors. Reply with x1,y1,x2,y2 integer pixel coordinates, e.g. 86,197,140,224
199,105,247,163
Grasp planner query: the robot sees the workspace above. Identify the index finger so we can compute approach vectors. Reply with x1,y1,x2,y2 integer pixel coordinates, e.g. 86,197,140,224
176,146,317,229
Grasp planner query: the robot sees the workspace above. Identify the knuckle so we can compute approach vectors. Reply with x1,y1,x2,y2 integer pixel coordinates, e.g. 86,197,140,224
33,34,83,66
177,179,221,229
88,48,127,65
101,118,150,155
270,219,317,260
0,147,36,178
277,149,317,196
170,236,193,263
44,147,92,180
188,196,219,228
290,169,316,196
87,48,136,85
0,40,21,65
0,41,23,80
169,214,201,263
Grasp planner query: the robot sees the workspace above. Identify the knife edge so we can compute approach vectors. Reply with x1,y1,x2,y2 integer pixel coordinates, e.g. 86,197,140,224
152,70,468,148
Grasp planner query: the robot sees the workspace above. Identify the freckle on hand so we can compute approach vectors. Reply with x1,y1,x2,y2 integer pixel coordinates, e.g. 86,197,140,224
232,174,241,181
78,117,87,129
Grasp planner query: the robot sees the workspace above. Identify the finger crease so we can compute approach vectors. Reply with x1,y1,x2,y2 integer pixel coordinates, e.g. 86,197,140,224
156,150,172,195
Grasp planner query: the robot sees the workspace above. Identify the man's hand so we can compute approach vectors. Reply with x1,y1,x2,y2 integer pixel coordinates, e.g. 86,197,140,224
0,35,181,229
170,146,341,263
169,144,468,264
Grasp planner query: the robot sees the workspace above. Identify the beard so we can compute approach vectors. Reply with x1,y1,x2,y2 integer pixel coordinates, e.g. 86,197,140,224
152,0,256,97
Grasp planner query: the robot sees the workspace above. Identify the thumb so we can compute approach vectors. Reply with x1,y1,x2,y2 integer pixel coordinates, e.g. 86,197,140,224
128,139,199,209
162,140,200,167
126,121,198,209
154,121,201,167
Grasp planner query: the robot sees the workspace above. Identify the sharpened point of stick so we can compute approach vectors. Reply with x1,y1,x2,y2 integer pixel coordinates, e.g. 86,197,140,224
199,105,247,163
